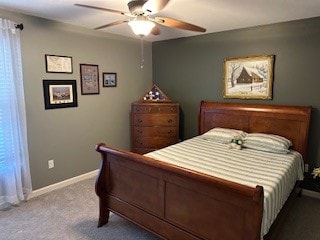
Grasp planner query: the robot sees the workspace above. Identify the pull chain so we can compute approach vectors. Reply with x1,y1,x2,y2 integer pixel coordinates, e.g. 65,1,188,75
140,37,144,68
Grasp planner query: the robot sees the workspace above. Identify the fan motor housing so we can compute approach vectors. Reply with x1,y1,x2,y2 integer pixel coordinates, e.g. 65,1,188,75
128,0,148,15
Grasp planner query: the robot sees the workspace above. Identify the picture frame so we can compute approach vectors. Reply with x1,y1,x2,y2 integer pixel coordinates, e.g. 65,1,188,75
103,72,117,87
45,54,73,73
80,64,99,95
223,55,275,99
43,80,78,109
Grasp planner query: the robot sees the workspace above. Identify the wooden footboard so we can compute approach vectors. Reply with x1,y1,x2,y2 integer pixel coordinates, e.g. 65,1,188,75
95,143,264,240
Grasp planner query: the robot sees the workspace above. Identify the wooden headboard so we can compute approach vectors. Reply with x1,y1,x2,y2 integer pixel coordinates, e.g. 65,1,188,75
199,101,311,162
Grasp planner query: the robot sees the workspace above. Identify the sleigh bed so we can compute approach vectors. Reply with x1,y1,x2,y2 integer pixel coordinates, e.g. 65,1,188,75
95,101,311,240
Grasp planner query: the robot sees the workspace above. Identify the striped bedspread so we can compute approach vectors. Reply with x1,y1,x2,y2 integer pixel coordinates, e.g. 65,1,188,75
145,136,304,237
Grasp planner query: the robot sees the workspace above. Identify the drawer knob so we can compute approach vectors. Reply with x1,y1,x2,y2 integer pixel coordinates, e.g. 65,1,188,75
138,119,143,123
168,130,173,134
137,130,143,134
167,119,173,123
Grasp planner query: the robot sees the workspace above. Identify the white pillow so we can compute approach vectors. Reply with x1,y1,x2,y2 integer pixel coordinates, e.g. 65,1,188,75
243,133,292,154
201,127,247,144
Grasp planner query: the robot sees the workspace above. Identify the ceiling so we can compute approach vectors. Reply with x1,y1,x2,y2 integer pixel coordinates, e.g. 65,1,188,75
1,0,320,42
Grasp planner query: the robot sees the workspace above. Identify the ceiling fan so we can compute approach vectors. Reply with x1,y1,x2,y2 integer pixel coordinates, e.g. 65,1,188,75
74,0,206,37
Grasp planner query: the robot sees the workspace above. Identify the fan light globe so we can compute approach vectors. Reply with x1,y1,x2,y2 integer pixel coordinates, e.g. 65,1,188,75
128,18,155,36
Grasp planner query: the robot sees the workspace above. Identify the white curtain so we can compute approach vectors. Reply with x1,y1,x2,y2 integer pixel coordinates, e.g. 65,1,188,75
0,18,32,209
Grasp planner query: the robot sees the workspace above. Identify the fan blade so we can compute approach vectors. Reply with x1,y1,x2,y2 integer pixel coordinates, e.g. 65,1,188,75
142,0,170,15
94,20,129,30
74,3,126,15
151,26,161,35
155,17,206,32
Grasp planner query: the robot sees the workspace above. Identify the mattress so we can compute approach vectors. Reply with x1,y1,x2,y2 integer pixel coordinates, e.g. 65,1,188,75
145,136,304,237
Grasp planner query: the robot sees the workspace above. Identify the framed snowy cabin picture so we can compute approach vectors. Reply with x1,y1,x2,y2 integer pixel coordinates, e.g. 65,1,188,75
223,55,274,99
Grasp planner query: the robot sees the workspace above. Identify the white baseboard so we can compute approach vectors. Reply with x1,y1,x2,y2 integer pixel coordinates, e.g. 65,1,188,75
29,169,99,199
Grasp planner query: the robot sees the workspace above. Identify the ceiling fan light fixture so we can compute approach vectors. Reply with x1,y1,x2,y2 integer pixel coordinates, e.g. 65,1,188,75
128,17,155,36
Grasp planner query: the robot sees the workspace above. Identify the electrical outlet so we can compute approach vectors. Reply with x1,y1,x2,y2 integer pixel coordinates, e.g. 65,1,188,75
48,159,54,169
304,163,309,172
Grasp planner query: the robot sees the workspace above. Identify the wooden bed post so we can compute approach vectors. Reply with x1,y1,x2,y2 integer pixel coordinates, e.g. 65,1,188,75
95,144,110,227
252,185,264,240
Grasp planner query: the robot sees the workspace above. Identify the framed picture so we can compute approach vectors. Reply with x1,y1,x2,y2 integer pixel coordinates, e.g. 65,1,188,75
223,55,275,99
103,72,117,87
45,54,73,73
43,80,78,109
80,64,99,94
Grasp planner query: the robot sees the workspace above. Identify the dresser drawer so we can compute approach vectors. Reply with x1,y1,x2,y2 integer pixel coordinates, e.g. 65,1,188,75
133,126,177,137
133,137,178,149
132,104,178,114
132,148,157,155
133,114,177,126
131,102,179,154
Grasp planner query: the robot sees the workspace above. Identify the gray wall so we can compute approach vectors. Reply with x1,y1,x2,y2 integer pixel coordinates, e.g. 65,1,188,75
0,9,152,190
152,17,320,169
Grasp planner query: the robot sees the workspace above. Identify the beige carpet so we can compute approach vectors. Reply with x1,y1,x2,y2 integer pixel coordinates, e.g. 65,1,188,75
1,177,320,240
0,177,160,240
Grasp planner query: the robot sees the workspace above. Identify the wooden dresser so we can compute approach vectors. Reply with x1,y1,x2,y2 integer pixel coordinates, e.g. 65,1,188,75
131,102,179,154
